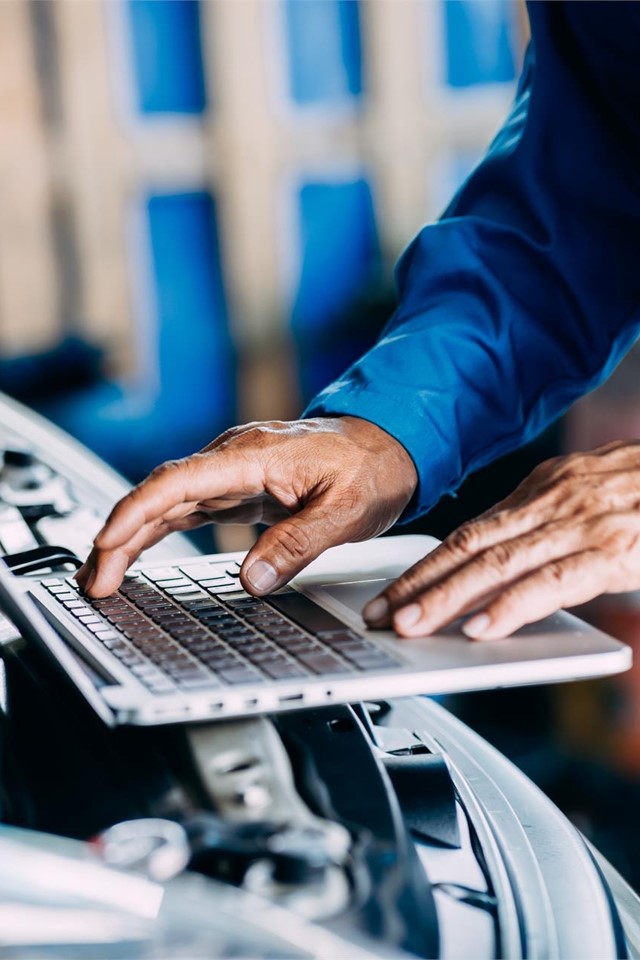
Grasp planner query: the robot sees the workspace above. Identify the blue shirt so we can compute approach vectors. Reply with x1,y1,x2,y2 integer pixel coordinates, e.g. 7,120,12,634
305,1,640,521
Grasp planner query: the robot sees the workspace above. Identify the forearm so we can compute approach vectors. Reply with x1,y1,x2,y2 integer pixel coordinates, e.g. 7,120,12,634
306,2,640,519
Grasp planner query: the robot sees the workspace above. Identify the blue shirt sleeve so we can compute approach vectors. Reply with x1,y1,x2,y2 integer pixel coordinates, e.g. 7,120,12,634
304,2,640,520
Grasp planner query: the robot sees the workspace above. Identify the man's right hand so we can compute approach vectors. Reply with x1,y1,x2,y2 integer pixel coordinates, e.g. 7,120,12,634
75,416,418,598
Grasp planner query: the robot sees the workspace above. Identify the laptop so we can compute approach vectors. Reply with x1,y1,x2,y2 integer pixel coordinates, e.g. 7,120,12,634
0,535,631,726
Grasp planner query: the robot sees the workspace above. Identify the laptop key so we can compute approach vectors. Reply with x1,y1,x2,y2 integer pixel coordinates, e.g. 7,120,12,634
191,608,231,621
246,649,280,663
318,630,363,646
198,577,234,588
165,664,203,680
177,677,222,691
179,563,231,581
131,663,164,679
128,632,165,646
105,612,143,625
198,650,242,670
109,643,134,658
346,651,401,670
296,652,354,675
120,652,145,667
164,585,205,596
260,661,307,680
216,627,258,640
217,667,264,685
103,638,127,650
144,679,178,694
181,598,222,609
143,568,181,582
274,639,317,654
207,583,245,595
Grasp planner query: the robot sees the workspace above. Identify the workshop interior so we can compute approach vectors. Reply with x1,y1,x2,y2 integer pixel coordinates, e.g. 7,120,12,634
1,1,640,957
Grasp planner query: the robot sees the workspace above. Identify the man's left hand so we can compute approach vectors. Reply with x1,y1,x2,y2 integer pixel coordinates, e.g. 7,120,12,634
364,440,640,639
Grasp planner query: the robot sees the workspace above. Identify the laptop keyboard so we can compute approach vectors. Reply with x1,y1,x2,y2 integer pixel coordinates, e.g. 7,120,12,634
40,561,401,695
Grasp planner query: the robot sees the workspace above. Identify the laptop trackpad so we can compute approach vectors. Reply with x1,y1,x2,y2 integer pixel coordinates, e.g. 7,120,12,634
314,579,393,619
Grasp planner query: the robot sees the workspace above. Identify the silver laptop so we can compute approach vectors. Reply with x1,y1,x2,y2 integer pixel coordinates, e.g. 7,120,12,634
0,535,631,726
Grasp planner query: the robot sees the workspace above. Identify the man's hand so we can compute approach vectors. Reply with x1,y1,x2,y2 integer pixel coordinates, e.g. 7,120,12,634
364,440,640,639
76,416,417,598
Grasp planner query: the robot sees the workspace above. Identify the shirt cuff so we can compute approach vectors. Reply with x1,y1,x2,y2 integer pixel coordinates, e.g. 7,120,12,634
303,381,449,523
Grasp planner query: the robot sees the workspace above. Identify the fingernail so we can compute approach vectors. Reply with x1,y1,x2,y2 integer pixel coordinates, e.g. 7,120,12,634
363,597,389,624
80,568,96,594
394,603,422,631
246,559,278,594
463,612,491,639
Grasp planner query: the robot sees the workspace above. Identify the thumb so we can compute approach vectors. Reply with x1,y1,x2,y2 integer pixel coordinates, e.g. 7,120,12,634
239,498,350,595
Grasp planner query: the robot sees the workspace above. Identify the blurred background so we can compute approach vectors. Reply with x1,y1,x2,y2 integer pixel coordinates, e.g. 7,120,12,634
0,0,523,487
2,0,640,891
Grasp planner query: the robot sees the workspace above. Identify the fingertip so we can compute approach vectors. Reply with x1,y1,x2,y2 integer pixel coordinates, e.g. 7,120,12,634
81,569,97,594
363,595,390,626
393,603,423,637
462,612,512,640
83,552,128,598
75,563,90,589
462,612,491,639
243,558,279,595
75,548,97,589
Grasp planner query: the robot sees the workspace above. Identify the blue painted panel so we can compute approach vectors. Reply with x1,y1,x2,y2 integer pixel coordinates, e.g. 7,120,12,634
291,178,381,399
285,0,362,104
40,192,236,482
146,191,235,457
128,0,206,114
444,0,516,88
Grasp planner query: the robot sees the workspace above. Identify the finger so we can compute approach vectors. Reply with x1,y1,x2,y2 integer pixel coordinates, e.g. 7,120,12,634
84,511,212,597
95,452,262,552
75,549,98,591
204,497,291,527
363,504,554,626
374,518,580,635
461,548,613,640
239,495,357,595
80,546,133,598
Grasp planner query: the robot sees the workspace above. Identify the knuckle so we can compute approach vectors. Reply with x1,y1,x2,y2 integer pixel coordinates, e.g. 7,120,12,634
593,515,637,555
596,439,628,459
275,521,313,563
553,473,577,498
393,547,438,585
532,455,565,480
543,559,568,586
384,574,418,607
483,539,516,573
210,425,242,447
447,523,478,556
384,558,432,605
562,452,586,476
239,425,267,448
148,459,182,482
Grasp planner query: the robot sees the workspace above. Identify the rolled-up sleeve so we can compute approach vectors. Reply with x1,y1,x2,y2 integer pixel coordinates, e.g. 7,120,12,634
304,2,640,520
